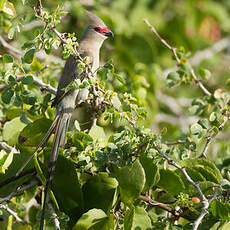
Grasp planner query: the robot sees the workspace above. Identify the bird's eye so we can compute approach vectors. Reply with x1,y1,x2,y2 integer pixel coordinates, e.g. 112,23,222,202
94,27,101,32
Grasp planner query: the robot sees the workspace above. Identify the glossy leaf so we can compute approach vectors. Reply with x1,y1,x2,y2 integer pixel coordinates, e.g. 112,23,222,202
2,54,13,63
73,209,107,230
140,155,160,191
124,206,152,230
157,169,185,196
114,159,145,205
82,172,118,212
3,117,27,145
23,48,35,64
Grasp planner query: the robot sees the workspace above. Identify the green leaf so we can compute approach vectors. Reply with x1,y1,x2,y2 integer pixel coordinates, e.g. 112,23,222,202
1,88,14,104
92,214,115,230
190,123,203,136
221,179,230,189
21,41,35,50
140,155,160,191
23,48,35,64
111,95,121,109
124,206,152,230
20,112,31,124
3,117,27,145
2,54,13,63
89,125,107,147
19,118,53,146
21,75,33,85
179,159,222,183
209,112,217,122
82,172,118,212
157,169,185,196
52,155,84,222
198,119,209,129
209,221,230,230
23,95,36,105
167,72,180,87
114,159,145,205
114,73,126,84
196,159,222,182
210,200,230,220
188,105,200,115
8,27,15,39
192,166,219,183
199,68,211,80
175,167,206,187
73,209,107,230
72,132,93,150
7,75,16,84
0,149,14,174
0,150,34,197
2,0,16,16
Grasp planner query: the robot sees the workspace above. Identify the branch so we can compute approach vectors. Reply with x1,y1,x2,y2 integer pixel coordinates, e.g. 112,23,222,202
0,74,57,95
193,189,220,230
0,168,36,189
144,19,212,96
162,36,230,79
164,139,188,145
37,0,43,16
103,100,137,129
0,204,25,223
0,141,19,154
0,36,24,57
138,195,175,214
0,35,64,64
0,181,38,203
152,142,209,230
48,199,60,230
199,115,230,158
33,5,96,79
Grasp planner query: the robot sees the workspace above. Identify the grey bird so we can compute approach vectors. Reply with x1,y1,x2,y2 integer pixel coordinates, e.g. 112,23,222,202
16,10,113,230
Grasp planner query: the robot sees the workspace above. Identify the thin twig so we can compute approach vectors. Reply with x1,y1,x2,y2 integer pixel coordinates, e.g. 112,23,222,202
0,204,25,223
193,189,220,230
37,0,43,16
0,35,63,64
164,139,188,145
0,181,38,203
0,141,19,154
162,36,230,78
0,36,24,56
103,100,136,129
0,168,36,189
152,142,209,230
0,74,57,94
138,195,175,214
48,199,60,230
143,18,212,96
199,115,229,158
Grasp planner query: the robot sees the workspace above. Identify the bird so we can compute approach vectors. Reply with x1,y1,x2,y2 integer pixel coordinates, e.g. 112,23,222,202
16,10,113,230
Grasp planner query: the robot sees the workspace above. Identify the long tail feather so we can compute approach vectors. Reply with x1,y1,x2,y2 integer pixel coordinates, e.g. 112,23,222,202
40,112,71,230
16,115,60,177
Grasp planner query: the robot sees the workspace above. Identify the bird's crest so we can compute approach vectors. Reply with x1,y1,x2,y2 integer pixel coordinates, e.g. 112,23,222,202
85,10,106,27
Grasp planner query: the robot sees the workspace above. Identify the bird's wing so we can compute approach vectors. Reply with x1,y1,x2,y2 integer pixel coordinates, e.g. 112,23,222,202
51,52,93,108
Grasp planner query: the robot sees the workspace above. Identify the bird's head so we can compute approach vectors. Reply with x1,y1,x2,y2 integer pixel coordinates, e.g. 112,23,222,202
84,10,113,39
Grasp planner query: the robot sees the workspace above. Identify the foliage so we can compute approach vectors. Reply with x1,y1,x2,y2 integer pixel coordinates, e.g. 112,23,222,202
0,0,230,229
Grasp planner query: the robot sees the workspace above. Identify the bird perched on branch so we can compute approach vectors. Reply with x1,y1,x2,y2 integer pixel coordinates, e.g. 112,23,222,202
16,10,113,230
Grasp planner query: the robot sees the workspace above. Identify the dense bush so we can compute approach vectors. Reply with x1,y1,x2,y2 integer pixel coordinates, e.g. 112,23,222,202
0,0,230,229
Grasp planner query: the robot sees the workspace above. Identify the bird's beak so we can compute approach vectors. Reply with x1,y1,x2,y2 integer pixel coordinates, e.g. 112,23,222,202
105,31,114,37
